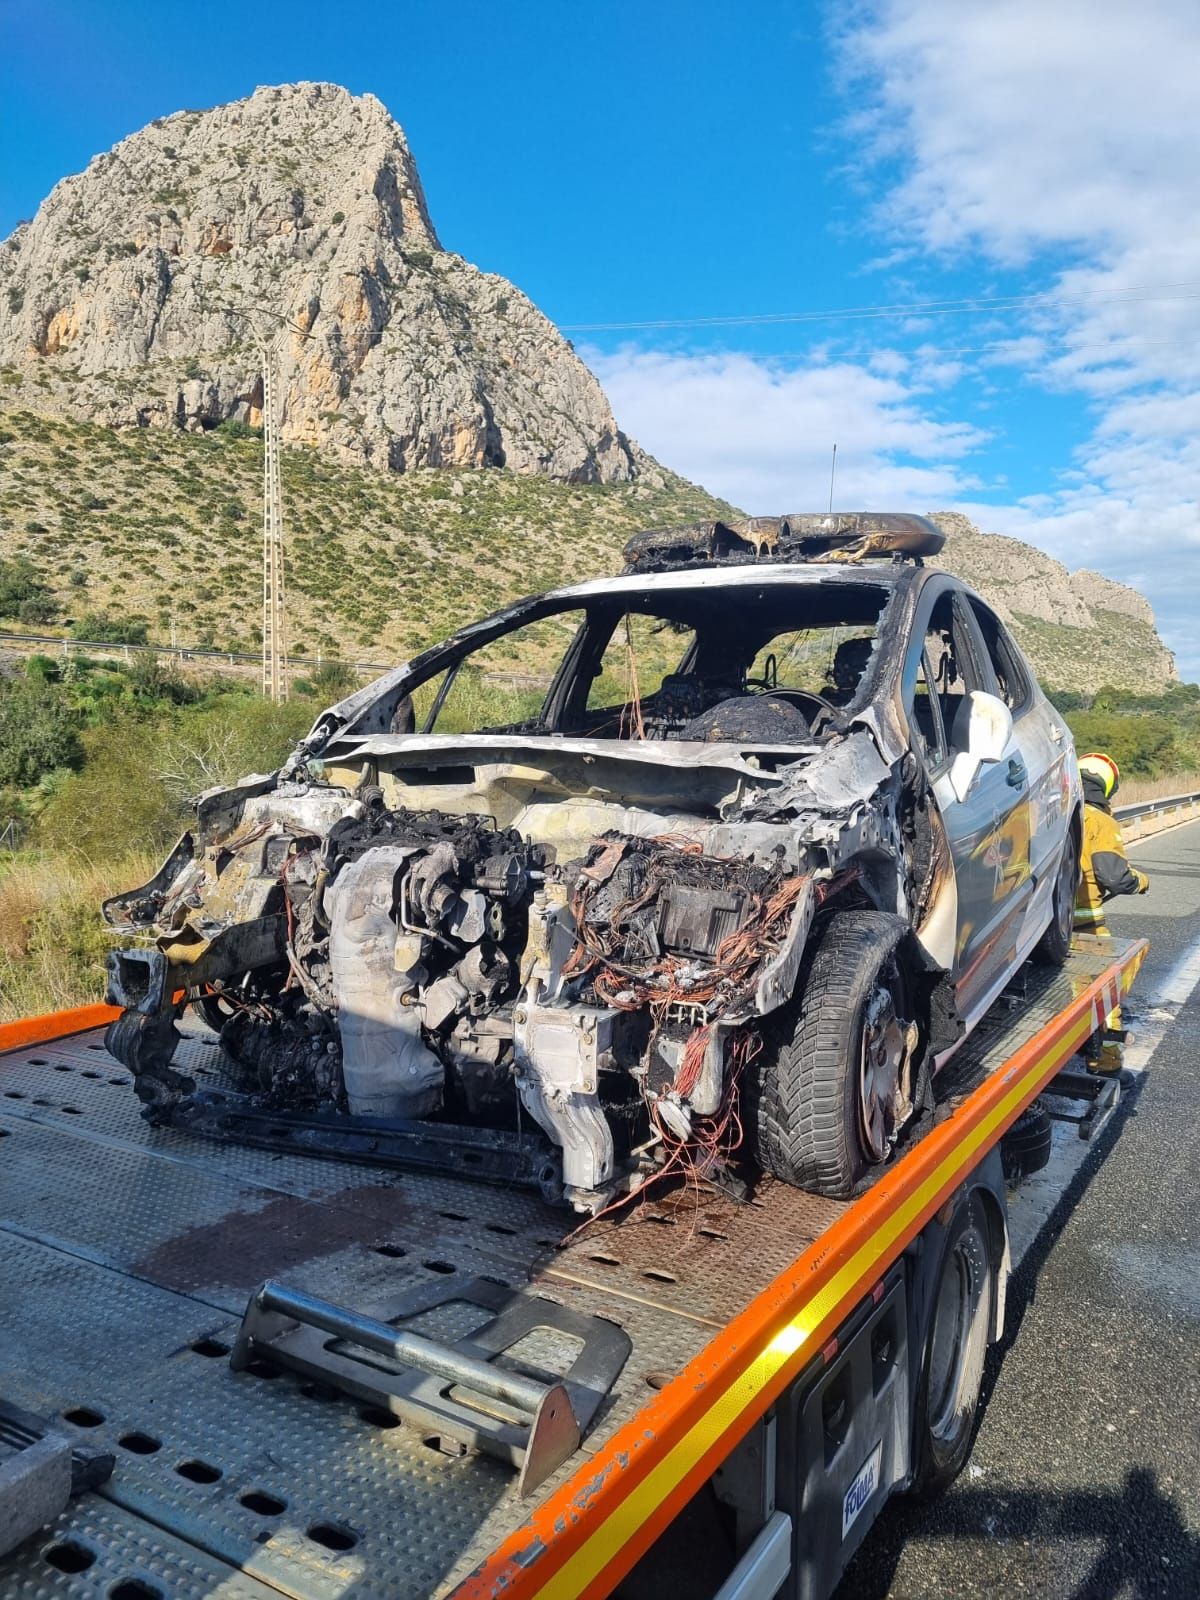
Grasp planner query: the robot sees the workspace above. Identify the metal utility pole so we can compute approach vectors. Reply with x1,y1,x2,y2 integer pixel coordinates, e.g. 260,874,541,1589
209,297,328,703
256,331,289,703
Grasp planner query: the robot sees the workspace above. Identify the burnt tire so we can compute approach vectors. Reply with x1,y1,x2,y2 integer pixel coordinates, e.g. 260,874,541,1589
1032,824,1079,967
750,909,914,1199
1000,1102,1053,1184
193,994,236,1034
911,1191,996,1497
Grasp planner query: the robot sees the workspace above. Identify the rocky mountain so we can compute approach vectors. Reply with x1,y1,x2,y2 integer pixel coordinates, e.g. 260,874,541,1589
0,86,1176,693
928,512,1176,691
0,82,636,482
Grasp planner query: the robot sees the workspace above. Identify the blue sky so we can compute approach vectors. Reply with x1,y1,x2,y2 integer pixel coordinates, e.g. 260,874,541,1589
3,0,1198,678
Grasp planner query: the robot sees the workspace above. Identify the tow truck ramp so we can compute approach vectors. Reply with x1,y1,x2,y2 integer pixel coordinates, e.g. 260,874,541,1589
0,937,1145,1600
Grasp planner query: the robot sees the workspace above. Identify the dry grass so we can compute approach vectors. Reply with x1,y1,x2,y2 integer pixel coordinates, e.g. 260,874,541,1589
0,849,157,1020
1116,772,1200,806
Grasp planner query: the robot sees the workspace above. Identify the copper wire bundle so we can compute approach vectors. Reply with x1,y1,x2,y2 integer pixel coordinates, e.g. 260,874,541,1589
564,841,806,1022
560,838,807,1199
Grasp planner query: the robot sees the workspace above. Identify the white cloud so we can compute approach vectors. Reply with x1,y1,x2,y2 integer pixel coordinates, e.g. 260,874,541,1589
834,0,1200,678
585,4,1200,679
590,346,984,512
839,0,1200,262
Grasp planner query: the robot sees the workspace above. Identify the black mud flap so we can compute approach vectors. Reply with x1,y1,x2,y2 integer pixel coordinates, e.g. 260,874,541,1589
104,1007,192,1122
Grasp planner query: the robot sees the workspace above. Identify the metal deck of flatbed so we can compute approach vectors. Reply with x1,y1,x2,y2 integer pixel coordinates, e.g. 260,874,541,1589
0,945,1133,1599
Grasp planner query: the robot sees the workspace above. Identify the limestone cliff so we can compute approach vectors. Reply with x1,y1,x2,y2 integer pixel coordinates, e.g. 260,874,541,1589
0,83,636,482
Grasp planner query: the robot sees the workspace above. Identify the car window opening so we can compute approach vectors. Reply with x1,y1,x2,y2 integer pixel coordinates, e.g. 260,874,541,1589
403,583,891,745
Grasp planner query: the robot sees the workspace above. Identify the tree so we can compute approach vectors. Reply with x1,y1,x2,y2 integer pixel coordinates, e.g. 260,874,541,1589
0,679,82,786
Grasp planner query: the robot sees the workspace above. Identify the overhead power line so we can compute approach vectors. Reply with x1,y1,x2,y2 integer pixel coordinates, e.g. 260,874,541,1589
558,280,1200,334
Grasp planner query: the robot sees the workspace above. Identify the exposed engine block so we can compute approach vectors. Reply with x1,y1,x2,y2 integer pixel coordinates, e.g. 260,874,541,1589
106,795,806,1211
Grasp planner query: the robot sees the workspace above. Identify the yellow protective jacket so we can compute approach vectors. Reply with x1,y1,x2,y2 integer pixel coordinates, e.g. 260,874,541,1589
1075,801,1149,928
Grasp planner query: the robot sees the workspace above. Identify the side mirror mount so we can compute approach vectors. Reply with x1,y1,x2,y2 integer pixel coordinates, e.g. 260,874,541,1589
948,690,1013,803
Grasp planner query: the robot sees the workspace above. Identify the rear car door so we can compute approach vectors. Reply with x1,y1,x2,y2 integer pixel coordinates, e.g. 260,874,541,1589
964,597,1074,940
905,585,1033,1022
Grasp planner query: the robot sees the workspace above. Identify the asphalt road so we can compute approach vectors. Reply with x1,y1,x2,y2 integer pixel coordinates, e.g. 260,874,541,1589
840,817,1200,1599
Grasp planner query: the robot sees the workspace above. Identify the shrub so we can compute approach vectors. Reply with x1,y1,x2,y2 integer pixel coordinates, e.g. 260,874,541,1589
71,613,150,645
17,594,59,625
25,654,60,683
0,680,82,786
0,557,56,622
1064,710,1177,776
37,714,181,858
125,650,201,707
294,660,357,702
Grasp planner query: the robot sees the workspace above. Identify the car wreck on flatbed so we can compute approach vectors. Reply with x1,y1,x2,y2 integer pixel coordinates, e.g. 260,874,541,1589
102,512,1082,1211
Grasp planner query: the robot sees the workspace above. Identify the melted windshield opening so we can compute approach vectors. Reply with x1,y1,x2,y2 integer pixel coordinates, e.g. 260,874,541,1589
398,581,891,744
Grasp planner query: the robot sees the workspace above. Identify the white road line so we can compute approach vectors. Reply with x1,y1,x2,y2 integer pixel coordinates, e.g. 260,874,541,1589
1146,932,1200,1012
1005,926,1200,1266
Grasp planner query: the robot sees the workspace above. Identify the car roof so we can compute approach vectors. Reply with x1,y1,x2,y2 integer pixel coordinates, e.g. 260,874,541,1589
537,561,923,607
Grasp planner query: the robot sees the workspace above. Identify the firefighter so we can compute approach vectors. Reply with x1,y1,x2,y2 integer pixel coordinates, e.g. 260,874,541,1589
1075,751,1149,1070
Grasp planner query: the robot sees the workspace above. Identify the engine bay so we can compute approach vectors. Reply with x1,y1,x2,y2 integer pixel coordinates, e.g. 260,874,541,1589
105,786,813,1211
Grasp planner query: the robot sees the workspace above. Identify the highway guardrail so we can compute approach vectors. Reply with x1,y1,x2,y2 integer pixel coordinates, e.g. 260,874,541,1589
0,627,391,677
1116,790,1200,839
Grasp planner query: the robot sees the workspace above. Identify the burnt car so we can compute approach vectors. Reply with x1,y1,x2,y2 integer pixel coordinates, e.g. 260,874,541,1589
102,513,1081,1209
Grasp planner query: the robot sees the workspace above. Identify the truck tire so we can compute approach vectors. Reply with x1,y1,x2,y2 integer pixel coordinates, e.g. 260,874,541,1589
911,1191,996,1497
1000,1102,1052,1184
750,910,915,1198
1032,824,1079,967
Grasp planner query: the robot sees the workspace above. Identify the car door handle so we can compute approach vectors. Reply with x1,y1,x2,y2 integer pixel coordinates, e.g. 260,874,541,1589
1006,758,1027,787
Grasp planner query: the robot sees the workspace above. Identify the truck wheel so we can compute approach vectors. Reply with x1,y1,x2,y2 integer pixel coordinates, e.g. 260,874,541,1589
911,1192,996,1497
751,910,916,1198
1032,825,1079,967
1000,1103,1052,1183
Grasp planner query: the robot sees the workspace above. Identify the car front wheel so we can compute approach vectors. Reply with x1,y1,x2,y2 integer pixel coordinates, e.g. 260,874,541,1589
750,909,919,1198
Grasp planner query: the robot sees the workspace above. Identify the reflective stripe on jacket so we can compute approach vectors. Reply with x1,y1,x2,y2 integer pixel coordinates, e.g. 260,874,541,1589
1076,801,1148,925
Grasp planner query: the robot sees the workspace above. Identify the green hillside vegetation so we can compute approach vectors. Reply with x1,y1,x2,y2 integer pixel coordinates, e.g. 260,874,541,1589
0,405,734,660
0,402,736,1017
1013,608,1173,699
0,651,326,1019
1046,680,1200,782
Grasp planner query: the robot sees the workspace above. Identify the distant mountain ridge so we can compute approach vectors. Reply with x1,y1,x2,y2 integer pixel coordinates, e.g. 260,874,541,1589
0,82,637,482
928,512,1176,691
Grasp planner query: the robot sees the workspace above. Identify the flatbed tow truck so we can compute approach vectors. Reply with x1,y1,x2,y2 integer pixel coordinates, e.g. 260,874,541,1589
0,934,1146,1600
